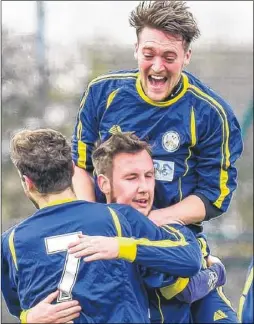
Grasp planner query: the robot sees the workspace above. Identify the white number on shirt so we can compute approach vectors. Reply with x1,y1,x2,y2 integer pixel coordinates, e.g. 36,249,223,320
45,232,82,302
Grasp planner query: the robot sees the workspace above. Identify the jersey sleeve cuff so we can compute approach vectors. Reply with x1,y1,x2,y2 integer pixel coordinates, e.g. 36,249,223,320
160,277,190,300
20,309,30,324
117,237,137,262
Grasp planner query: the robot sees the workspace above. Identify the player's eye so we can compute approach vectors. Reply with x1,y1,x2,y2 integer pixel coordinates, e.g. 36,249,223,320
165,57,175,63
144,54,153,59
126,176,136,180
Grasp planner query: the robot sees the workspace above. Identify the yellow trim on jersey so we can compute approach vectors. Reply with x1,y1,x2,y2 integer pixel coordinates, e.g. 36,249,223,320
238,296,245,322
114,224,188,262
77,72,138,168
77,140,87,169
162,225,187,243
107,207,122,237
238,266,253,321
109,125,122,135
117,237,137,262
136,73,189,107
188,85,231,209
8,229,18,271
41,198,77,209
160,277,190,300
79,72,138,108
197,237,209,258
106,88,120,109
213,310,227,321
178,177,183,202
155,290,164,323
183,107,197,176
217,287,234,310
20,309,30,323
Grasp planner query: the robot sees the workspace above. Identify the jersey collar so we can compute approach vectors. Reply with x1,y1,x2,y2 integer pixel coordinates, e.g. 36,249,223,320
136,72,189,107
41,198,77,209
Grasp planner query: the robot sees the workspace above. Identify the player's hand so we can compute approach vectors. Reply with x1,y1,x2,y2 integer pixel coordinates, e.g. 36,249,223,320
206,254,223,267
26,290,81,323
148,209,184,226
68,234,119,262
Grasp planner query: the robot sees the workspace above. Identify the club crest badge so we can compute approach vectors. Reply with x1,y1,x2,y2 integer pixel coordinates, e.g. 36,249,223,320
162,131,180,152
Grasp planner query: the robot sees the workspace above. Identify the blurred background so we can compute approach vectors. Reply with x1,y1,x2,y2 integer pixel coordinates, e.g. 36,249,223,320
2,1,253,322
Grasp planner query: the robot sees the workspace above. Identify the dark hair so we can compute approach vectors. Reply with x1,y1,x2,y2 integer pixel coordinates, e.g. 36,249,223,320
129,1,200,50
10,128,73,194
92,132,152,177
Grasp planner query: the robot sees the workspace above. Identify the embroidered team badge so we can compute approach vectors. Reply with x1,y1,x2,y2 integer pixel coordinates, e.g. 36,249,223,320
162,131,180,152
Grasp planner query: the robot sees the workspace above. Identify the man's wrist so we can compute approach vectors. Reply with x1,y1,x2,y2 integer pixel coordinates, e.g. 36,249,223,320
20,309,31,324
116,237,137,262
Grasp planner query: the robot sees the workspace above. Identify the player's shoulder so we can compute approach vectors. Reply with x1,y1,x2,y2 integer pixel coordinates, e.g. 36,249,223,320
185,70,234,113
1,223,19,255
107,203,140,218
89,68,138,89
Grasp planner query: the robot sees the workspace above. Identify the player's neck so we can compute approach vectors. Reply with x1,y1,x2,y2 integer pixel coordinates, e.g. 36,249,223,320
37,187,77,209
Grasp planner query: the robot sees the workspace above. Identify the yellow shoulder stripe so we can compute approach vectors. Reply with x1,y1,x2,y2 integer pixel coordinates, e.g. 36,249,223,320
8,229,18,270
188,85,231,209
106,88,120,109
107,207,122,237
160,277,189,300
77,72,138,168
79,72,138,109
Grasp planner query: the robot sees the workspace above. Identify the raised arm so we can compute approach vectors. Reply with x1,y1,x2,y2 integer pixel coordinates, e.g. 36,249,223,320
71,83,100,201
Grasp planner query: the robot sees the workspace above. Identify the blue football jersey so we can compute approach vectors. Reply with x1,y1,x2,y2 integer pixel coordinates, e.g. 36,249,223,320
72,69,243,215
2,200,202,323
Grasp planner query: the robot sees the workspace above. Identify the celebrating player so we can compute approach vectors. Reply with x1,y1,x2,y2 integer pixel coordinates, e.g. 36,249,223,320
2,128,202,323
70,132,238,323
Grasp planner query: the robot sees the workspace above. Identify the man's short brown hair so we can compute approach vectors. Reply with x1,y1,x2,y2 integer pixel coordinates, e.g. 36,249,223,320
129,1,200,50
92,132,152,177
10,128,73,194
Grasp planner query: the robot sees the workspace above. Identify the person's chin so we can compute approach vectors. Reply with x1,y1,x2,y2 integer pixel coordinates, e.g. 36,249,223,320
136,206,150,217
148,89,168,102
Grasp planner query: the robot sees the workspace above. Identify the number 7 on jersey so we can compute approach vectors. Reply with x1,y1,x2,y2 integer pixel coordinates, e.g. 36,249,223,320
45,232,82,302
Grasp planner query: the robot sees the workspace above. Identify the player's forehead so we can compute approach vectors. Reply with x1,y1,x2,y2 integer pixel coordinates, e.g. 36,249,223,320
138,27,184,52
112,150,154,175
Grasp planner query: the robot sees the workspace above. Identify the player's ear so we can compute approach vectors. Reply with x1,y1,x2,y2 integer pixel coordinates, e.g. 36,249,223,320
22,175,35,191
134,42,138,60
184,48,192,67
97,174,111,195
72,161,75,176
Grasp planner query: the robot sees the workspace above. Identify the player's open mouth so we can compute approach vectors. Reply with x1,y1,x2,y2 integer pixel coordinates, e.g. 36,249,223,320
148,75,167,89
133,199,149,208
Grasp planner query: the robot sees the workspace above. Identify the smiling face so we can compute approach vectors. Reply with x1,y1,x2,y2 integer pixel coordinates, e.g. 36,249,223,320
135,27,191,101
109,150,155,216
